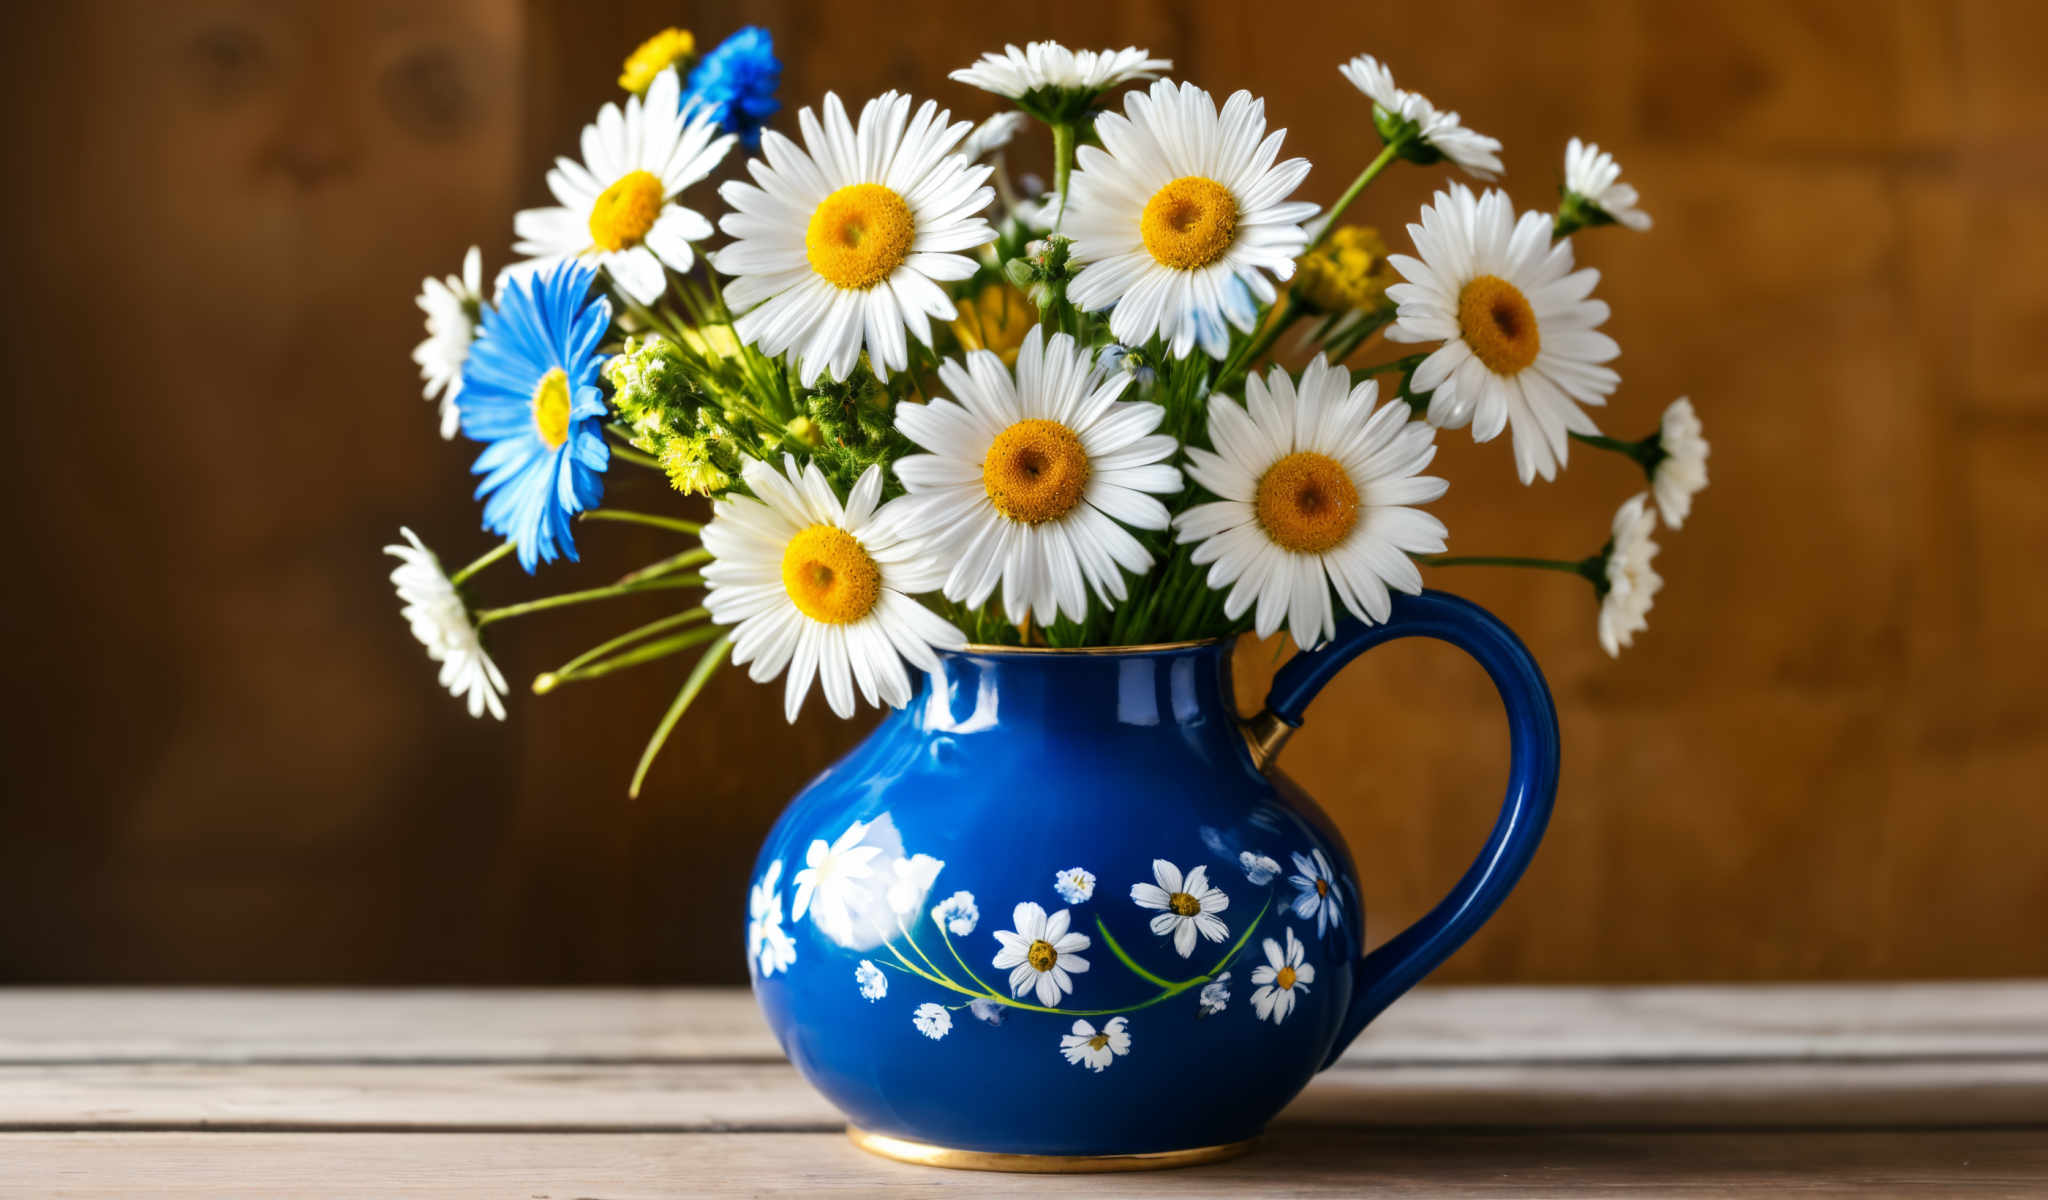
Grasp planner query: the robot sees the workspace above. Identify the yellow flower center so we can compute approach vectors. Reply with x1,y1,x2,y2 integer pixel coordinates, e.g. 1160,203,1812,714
1458,274,1541,376
1140,176,1239,271
1277,965,1297,990
1255,451,1360,554
618,27,695,95
1087,1033,1110,1050
950,281,1036,365
1294,225,1397,313
531,368,572,448
1315,878,1328,897
806,184,916,290
983,420,1090,525
780,525,882,625
1027,940,1059,971
1168,892,1201,917
588,170,665,253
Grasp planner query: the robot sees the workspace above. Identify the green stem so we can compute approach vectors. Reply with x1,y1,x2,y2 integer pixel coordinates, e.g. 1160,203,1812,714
473,575,701,627
538,626,722,690
1216,296,1304,393
1416,554,1596,575
580,509,702,535
1051,121,1077,227
1094,918,1178,989
628,633,731,798
617,547,711,585
607,438,662,471
1309,138,1405,253
1353,352,1429,379
895,919,953,984
937,925,1005,998
543,609,708,681
449,541,515,587
1204,894,1270,977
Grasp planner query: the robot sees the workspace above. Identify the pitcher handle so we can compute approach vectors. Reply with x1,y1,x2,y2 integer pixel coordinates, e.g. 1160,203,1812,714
1246,589,1560,1070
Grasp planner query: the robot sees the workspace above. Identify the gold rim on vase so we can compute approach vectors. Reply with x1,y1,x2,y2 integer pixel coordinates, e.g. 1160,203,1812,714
847,1126,1258,1173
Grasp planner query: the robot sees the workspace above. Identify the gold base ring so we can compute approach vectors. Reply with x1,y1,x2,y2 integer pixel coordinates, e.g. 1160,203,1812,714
847,1126,1258,1173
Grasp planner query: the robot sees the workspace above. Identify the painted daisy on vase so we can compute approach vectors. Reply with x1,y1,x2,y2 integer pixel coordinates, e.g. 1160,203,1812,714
701,457,964,722
854,959,887,1001
747,859,797,977
912,1003,953,1040
1053,868,1096,905
1198,972,1233,1017
791,820,883,945
1065,80,1319,359
931,891,978,936
1289,849,1344,937
456,260,611,572
892,327,1182,625
1249,927,1316,1024
1387,184,1621,484
511,67,734,305
1240,852,1283,885
713,92,996,386
992,902,1091,1006
1174,357,1449,650
1059,1016,1131,1072
412,246,484,439
1130,859,1229,958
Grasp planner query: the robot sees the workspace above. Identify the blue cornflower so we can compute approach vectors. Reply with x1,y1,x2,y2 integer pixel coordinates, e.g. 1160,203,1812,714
457,261,612,573
684,27,781,149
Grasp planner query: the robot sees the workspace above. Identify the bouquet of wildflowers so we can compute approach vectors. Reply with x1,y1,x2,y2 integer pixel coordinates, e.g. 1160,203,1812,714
392,29,1709,793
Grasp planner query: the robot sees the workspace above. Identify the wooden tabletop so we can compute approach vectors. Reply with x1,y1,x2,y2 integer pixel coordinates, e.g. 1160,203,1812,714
2,983,2044,1196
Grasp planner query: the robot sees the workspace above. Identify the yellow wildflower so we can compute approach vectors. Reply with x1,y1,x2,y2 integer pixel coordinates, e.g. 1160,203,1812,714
1293,226,1398,315
949,281,1036,365
619,28,695,96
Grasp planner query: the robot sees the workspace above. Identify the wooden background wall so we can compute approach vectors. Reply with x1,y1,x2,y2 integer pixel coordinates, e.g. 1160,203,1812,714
2,0,2042,984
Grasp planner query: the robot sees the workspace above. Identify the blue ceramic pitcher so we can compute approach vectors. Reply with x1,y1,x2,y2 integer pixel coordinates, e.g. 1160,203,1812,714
744,589,1559,1171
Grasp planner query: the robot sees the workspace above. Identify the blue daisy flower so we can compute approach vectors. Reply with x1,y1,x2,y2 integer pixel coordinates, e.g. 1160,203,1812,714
457,261,612,573
684,27,781,149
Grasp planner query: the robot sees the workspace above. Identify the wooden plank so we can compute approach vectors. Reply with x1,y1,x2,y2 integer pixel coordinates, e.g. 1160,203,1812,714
1,1057,2043,1133
3,1129,2045,1197
2,984,2043,1064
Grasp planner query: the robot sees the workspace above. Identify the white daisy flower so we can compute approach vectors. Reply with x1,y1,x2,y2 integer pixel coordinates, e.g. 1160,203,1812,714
893,326,1182,624
1250,927,1316,1024
1288,848,1344,938
1053,868,1096,905
912,1002,953,1040
1129,859,1230,959
991,901,1091,1006
1598,493,1662,657
1564,137,1650,232
949,42,1169,110
854,959,888,1001
885,853,946,917
1059,1016,1131,1072
931,890,979,936
712,92,996,386
961,111,1029,162
969,997,1006,1025
1338,54,1502,180
412,246,484,440
792,819,885,944
511,68,734,306
1239,851,1282,886
702,456,966,723
747,859,797,978
384,528,508,721
1173,357,1449,651
1066,81,1319,359
1387,184,1622,484
1198,971,1232,1017
1651,398,1708,529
